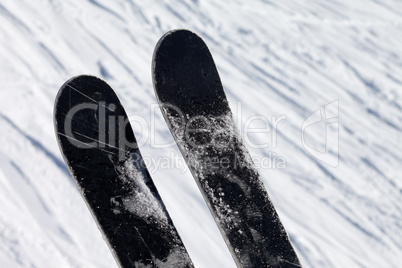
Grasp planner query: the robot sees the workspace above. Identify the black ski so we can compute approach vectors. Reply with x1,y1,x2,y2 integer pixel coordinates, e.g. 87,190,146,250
54,75,193,268
152,29,301,267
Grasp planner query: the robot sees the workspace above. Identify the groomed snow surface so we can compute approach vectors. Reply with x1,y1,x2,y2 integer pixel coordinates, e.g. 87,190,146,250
1,0,401,267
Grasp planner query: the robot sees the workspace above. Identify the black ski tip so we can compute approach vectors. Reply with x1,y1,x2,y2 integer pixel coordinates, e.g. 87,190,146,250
54,74,106,122
53,74,194,267
53,74,118,152
152,29,198,62
152,29,228,116
152,29,207,75
55,74,104,104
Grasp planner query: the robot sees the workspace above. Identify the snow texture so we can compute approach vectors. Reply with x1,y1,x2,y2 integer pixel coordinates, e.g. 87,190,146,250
115,153,192,267
1,0,402,267
163,106,297,267
113,153,169,225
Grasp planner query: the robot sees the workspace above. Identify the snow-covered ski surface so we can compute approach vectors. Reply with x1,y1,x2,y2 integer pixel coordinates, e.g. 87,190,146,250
152,29,300,267
0,1,401,267
54,75,193,268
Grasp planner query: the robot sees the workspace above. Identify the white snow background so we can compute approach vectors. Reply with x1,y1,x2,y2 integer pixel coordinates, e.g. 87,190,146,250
0,0,401,267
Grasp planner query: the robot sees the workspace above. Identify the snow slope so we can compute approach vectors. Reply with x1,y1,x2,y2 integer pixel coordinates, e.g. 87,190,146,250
1,0,401,267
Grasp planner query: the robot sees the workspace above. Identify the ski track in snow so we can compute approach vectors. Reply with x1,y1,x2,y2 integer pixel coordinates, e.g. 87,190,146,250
1,0,402,267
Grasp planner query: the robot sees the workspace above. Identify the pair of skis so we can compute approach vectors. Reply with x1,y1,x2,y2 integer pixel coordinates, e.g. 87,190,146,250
54,29,301,268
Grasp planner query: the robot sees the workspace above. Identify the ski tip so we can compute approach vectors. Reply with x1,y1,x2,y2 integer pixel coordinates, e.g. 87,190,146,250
53,74,114,142
153,28,198,50
151,28,205,70
55,75,101,108
151,28,217,98
54,75,113,110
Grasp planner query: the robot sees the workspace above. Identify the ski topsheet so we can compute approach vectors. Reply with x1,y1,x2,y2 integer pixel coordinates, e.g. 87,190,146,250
54,75,193,268
152,29,301,267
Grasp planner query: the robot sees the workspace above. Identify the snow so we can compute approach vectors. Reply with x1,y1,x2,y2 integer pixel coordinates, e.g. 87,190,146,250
1,0,402,267
112,153,168,222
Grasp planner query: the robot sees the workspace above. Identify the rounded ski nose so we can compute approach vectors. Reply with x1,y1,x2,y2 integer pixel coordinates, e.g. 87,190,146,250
152,29,203,90
152,29,227,116
55,75,112,108
54,74,122,129
54,75,101,148
55,75,105,146
55,75,99,119
54,75,136,154
152,29,199,63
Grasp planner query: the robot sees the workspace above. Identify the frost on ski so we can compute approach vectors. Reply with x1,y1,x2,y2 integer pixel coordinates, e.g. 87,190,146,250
110,152,169,225
110,151,192,267
133,249,192,268
163,105,292,266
